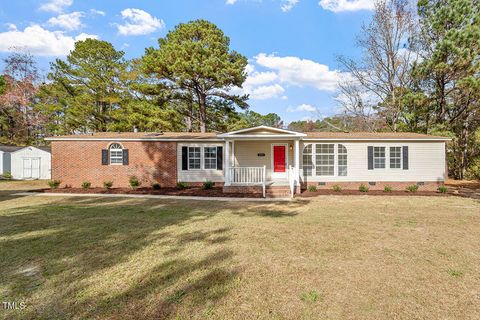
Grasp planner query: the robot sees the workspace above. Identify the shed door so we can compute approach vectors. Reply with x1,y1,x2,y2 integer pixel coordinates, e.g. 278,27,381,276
23,158,32,179
23,158,40,179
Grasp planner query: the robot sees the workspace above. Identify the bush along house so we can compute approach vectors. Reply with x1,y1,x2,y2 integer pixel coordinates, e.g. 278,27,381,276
45,126,450,197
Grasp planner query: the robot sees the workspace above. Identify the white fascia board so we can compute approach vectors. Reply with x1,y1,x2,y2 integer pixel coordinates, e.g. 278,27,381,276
223,135,304,140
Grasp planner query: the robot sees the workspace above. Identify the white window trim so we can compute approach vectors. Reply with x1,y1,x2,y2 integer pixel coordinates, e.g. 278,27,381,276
188,146,202,171
389,146,403,169
109,143,123,166
373,146,386,170
204,146,218,170
315,143,335,177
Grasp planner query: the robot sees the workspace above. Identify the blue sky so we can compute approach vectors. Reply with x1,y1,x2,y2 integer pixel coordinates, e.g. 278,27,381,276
0,0,374,124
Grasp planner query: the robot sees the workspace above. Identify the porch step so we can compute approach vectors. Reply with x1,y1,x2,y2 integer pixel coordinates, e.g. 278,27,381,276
266,186,291,198
223,185,292,198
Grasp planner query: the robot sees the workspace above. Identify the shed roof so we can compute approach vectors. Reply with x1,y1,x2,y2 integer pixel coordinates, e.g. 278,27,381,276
0,145,23,152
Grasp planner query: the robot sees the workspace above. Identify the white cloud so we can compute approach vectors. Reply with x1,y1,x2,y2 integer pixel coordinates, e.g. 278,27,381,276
90,9,106,16
249,84,285,100
287,103,317,112
255,53,341,91
48,12,84,31
0,25,98,56
75,33,99,41
281,0,299,12
39,0,73,13
319,0,375,13
117,8,165,36
226,0,238,4
231,64,285,100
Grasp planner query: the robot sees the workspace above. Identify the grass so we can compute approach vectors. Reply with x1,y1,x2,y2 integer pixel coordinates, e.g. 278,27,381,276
0,181,479,319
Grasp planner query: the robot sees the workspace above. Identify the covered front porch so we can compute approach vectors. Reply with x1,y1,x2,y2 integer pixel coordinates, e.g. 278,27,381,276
218,126,305,197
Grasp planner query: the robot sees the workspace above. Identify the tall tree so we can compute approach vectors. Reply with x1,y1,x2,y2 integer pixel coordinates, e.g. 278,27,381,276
227,110,283,131
0,50,42,143
142,19,249,132
338,0,417,131
414,0,480,178
45,39,129,133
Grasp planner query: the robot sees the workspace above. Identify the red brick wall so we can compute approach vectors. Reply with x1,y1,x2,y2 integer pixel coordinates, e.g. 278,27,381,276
51,141,177,188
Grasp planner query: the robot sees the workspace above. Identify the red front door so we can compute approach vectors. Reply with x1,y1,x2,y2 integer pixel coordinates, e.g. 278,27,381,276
273,146,286,172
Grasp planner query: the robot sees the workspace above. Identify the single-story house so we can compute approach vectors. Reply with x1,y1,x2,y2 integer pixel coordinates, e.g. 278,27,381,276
45,126,449,197
0,145,51,180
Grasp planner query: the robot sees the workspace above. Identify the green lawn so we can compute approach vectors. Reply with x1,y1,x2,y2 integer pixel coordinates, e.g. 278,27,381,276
1,181,479,319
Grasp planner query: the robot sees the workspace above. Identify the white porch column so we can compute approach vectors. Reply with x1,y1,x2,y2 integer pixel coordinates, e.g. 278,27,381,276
225,140,230,185
294,139,300,188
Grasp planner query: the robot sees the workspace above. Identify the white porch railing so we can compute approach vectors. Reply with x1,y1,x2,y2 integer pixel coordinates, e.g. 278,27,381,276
288,165,295,198
228,166,266,197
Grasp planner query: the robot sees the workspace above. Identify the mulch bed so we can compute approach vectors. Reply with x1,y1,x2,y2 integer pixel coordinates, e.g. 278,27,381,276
35,187,263,198
298,189,452,197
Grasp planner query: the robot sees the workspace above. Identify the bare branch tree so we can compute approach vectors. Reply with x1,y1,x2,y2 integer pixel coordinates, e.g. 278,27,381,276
337,0,417,131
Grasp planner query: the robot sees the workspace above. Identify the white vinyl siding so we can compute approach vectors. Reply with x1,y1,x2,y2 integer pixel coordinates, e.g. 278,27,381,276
300,141,446,182
233,140,293,181
177,143,224,182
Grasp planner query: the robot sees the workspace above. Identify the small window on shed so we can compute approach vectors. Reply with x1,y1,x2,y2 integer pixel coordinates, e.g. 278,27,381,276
109,143,123,164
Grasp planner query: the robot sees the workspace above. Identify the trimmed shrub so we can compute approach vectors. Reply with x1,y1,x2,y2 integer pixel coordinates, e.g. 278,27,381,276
406,185,419,193
202,180,214,190
307,185,317,192
438,185,448,193
129,176,141,189
383,185,393,193
152,183,161,190
47,180,61,189
81,181,91,189
177,181,188,190
332,185,342,192
103,181,113,189
1,171,12,179
358,184,369,192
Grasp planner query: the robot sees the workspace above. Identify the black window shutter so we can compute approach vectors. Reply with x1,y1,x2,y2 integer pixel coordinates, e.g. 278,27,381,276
367,146,374,170
101,149,109,165
182,146,188,170
122,149,129,165
402,146,409,170
216,146,223,170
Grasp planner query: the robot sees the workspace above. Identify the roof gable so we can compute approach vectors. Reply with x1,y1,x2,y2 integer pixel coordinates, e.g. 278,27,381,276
218,126,306,138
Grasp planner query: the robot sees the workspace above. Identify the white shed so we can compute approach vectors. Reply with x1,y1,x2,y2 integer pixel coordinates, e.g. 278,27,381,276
0,145,51,180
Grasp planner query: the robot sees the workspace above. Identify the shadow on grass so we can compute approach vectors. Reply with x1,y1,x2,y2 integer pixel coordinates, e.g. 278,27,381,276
0,196,305,319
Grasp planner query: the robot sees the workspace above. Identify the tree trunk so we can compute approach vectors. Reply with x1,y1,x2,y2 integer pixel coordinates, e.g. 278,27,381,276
198,93,207,133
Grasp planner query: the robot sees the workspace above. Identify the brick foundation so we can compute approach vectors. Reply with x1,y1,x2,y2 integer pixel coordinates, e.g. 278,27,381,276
301,181,443,192
51,140,177,188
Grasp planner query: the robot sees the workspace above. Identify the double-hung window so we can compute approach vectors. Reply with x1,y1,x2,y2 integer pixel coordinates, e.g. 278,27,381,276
188,147,201,170
338,144,348,176
204,147,217,170
316,144,335,176
373,147,386,169
302,144,313,176
390,147,402,169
